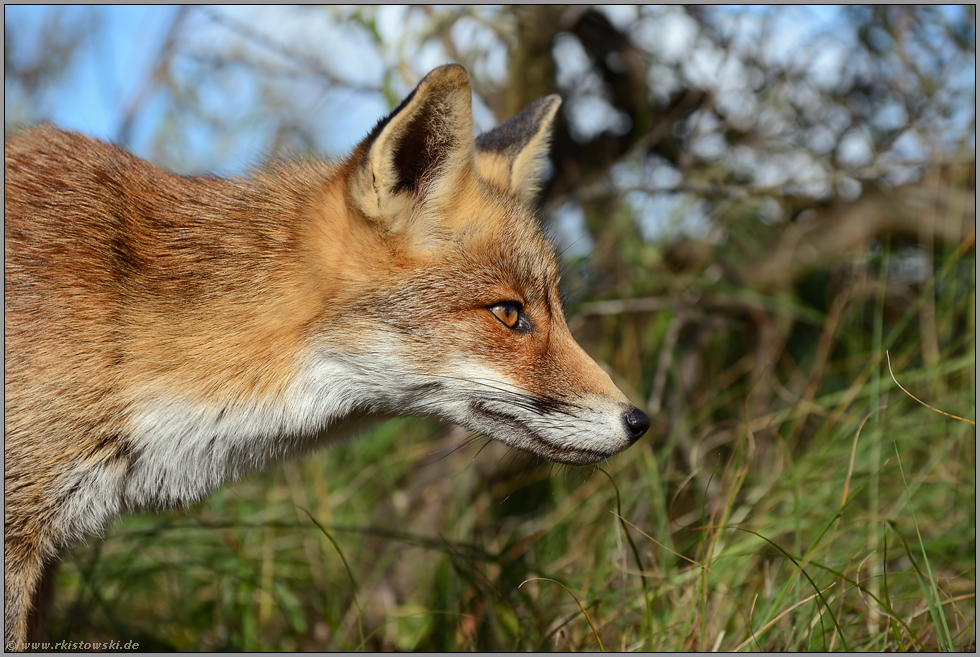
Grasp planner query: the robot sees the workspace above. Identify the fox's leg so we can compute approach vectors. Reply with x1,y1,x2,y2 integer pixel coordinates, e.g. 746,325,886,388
4,534,55,650
26,557,59,644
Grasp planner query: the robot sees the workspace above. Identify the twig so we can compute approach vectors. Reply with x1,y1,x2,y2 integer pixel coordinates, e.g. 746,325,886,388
117,6,190,145
520,578,604,652
200,7,381,93
885,351,975,425
576,296,674,317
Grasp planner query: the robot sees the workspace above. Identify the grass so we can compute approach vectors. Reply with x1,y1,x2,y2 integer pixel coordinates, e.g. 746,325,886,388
48,231,975,651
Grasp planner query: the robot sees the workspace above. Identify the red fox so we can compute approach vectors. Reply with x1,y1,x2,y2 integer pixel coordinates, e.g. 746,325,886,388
4,64,649,647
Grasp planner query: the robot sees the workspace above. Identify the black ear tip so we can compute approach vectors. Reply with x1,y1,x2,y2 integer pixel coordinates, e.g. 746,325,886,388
522,95,562,123
542,94,563,111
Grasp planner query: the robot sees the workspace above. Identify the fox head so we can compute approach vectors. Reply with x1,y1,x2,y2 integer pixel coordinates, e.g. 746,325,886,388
305,64,649,465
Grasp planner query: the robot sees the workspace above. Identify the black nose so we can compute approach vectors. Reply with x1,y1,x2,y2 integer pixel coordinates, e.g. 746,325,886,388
623,406,650,442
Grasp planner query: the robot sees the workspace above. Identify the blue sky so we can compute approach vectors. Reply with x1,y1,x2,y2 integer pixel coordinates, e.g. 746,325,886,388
5,6,393,170
5,6,173,142
5,5,973,245
6,5,972,162
3,6,852,155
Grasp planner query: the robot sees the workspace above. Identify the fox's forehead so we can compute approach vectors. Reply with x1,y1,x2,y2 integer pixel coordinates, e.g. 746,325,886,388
453,200,561,303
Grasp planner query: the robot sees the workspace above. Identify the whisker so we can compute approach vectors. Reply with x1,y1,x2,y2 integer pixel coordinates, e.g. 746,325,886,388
472,436,495,460
425,434,482,466
424,372,584,415
506,447,523,472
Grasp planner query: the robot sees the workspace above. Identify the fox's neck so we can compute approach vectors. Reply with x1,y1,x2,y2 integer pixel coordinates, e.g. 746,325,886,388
112,161,391,509
117,162,343,408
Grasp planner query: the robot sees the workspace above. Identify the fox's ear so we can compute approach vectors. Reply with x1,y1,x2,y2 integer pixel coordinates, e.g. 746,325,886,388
475,95,562,205
349,64,474,222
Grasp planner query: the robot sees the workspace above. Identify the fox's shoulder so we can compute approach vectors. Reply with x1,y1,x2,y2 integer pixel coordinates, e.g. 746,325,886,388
6,123,135,172
5,122,339,193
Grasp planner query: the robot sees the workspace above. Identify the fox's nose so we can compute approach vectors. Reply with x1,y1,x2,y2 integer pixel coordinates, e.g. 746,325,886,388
623,406,650,442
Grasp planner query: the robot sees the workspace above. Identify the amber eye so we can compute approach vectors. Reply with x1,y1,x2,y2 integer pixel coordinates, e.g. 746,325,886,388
489,302,528,331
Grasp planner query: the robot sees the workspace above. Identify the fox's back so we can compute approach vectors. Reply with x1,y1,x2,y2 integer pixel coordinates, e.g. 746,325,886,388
5,125,314,318
5,126,247,348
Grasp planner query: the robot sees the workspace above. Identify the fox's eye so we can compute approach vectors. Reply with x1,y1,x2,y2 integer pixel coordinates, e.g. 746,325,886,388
489,302,529,332
490,303,519,327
